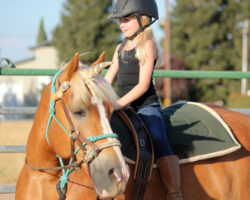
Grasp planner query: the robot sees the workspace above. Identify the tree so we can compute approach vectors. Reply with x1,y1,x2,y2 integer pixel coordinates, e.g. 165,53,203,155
37,18,47,44
170,0,250,104
155,56,194,103
52,0,120,64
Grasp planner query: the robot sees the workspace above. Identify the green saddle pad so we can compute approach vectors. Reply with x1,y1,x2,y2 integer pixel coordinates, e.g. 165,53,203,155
111,102,241,164
163,102,241,163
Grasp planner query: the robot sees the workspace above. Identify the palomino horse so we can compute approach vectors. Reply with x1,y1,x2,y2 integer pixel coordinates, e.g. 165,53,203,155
16,52,129,200
16,53,249,200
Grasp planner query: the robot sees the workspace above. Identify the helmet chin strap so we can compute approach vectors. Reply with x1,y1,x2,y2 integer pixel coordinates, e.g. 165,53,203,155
126,14,144,41
119,14,157,53
126,14,157,41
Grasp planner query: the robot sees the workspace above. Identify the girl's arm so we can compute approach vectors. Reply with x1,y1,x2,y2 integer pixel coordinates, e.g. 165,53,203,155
104,44,120,84
116,40,157,109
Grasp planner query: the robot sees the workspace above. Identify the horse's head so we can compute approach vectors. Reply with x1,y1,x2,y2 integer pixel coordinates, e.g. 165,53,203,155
45,52,129,198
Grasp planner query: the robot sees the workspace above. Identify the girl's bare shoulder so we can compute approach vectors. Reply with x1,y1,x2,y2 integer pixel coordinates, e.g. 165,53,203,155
144,39,155,49
144,40,157,58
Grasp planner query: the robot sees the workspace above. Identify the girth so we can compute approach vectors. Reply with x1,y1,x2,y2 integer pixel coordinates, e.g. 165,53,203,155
115,107,154,200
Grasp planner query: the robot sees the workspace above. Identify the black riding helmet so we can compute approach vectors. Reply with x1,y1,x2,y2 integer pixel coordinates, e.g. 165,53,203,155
109,0,158,40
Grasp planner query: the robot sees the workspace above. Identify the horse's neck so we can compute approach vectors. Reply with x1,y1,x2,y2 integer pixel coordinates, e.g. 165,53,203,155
26,88,60,167
26,122,58,167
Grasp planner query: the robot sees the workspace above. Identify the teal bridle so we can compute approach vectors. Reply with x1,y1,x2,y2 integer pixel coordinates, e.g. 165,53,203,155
30,67,121,196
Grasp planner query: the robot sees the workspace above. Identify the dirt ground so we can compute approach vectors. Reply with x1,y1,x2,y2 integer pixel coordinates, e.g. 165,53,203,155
0,120,33,199
0,194,15,200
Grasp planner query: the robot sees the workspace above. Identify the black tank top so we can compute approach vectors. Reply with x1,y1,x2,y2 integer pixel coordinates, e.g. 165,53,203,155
117,47,158,108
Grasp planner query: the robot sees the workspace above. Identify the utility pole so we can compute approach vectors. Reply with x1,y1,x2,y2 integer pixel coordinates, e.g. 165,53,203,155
163,0,171,107
241,19,249,95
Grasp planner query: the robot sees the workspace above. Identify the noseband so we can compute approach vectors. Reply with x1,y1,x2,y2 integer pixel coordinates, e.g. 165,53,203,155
26,67,121,199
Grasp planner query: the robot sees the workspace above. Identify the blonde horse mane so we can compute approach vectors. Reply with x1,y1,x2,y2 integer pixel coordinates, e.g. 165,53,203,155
68,64,118,108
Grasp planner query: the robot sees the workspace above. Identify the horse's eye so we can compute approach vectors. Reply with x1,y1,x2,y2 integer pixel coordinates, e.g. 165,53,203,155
72,109,86,117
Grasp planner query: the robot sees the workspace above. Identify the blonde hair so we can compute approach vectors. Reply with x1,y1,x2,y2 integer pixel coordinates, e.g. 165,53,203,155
69,65,119,108
121,15,158,64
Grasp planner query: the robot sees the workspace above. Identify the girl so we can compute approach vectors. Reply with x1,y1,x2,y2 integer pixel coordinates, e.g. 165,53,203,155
105,0,183,199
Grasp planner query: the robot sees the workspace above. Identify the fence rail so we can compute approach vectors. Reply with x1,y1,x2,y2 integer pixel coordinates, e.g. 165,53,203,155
1,68,250,79
153,70,250,79
0,186,16,194
0,107,37,115
0,145,26,153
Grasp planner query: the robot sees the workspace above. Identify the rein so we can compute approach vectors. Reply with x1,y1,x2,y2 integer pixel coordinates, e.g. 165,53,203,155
26,159,84,171
26,67,121,199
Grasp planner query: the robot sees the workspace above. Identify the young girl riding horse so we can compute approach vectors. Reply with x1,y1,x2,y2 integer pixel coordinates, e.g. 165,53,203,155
105,0,183,199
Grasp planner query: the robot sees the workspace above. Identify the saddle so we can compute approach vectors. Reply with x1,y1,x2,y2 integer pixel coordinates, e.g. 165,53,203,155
110,107,154,200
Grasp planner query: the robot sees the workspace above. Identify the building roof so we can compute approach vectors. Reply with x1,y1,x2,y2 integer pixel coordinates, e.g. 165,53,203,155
29,40,51,50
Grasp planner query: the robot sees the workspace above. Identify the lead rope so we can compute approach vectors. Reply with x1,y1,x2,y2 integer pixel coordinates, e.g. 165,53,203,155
46,67,71,145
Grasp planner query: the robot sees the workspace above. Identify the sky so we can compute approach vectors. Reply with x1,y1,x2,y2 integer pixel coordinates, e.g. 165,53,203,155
0,0,172,63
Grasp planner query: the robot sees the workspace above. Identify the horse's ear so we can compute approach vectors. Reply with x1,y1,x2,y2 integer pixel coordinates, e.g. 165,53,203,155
60,52,80,82
90,51,106,67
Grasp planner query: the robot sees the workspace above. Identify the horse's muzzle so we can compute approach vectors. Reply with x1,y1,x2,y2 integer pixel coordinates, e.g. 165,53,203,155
89,154,129,198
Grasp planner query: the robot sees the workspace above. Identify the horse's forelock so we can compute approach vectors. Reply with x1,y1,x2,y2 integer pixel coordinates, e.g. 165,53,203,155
69,69,118,107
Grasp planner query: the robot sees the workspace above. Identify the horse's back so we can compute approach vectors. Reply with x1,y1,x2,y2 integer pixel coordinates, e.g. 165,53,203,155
183,103,250,200
161,102,250,200
206,103,250,150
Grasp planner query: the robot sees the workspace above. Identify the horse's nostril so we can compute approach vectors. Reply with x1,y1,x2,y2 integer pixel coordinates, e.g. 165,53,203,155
108,168,121,183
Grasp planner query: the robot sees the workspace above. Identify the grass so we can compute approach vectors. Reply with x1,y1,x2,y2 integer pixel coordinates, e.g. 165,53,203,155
226,93,250,108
